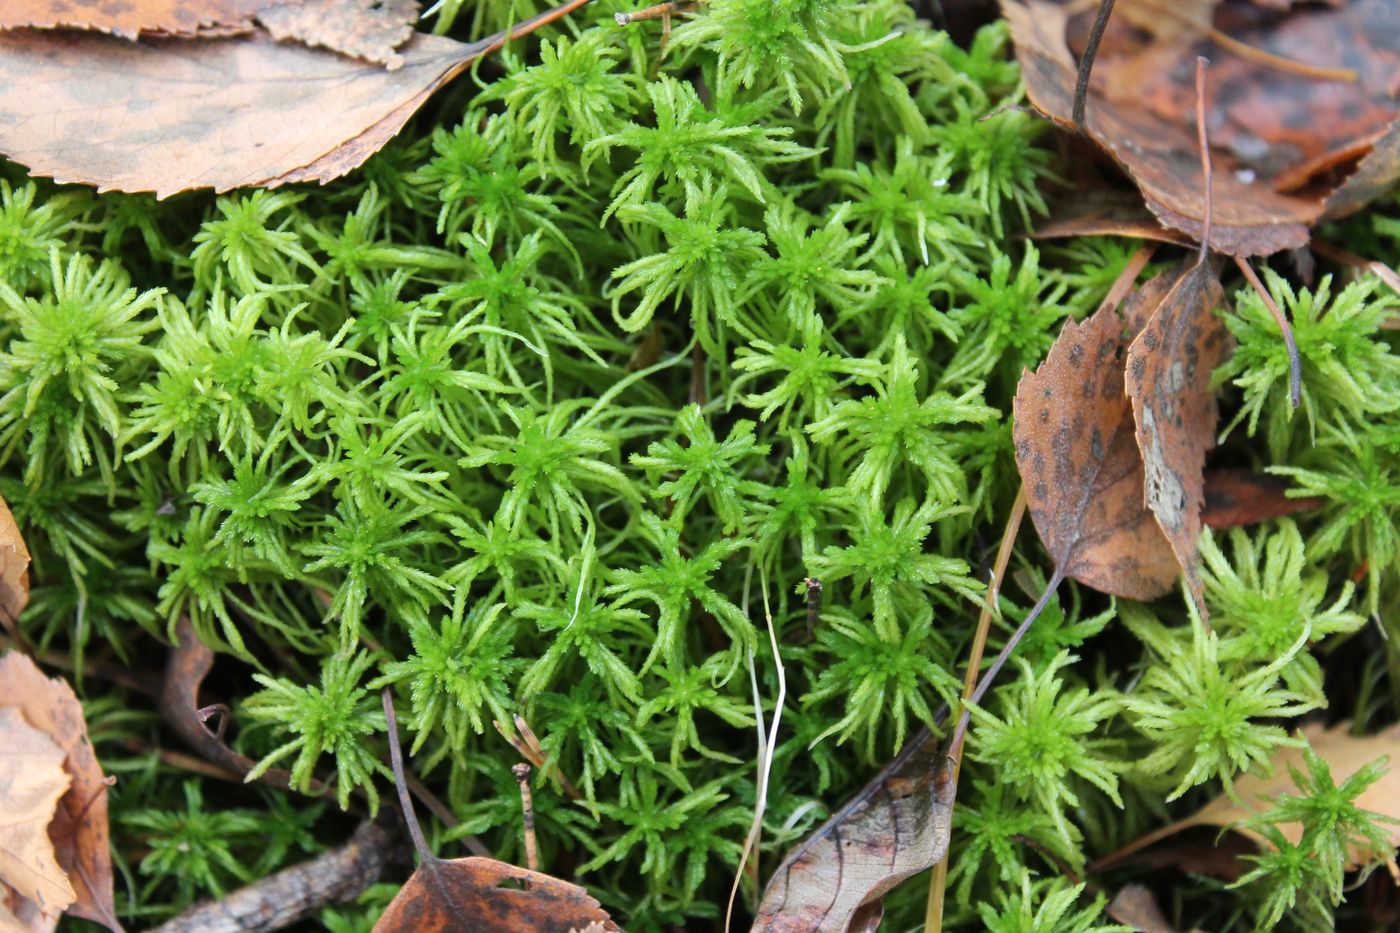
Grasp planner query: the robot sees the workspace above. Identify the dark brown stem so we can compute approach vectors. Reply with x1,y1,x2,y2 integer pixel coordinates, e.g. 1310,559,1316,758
1072,0,1117,129
1195,56,1213,263
382,688,432,865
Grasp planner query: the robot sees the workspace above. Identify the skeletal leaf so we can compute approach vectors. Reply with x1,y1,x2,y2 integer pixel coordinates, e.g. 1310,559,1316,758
0,654,120,932
0,707,74,927
752,729,955,932
0,494,30,640
1012,272,1180,601
1125,260,1230,618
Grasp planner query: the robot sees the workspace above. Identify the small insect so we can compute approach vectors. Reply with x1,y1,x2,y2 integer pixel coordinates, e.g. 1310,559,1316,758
803,576,822,642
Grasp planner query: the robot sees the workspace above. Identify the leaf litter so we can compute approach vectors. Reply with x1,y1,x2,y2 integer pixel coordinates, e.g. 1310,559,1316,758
0,653,120,932
0,0,592,196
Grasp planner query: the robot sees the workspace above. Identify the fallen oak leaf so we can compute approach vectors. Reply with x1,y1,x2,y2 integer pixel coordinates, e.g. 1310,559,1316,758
1093,721,1400,874
751,727,955,932
0,653,120,932
0,0,590,197
0,707,74,927
0,494,30,641
374,689,622,933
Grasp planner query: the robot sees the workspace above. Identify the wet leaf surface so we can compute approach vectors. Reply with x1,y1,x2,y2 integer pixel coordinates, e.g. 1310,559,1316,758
0,653,120,932
752,729,955,932
1003,0,1400,255
1013,271,1181,601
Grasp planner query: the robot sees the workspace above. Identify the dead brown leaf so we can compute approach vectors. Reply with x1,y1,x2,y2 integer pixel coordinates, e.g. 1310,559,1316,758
1105,883,1174,933
1012,272,1181,602
1200,468,1324,528
0,1,262,37
0,0,587,197
1124,260,1230,618
256,0,420,68
752,730,955,932
0,495,30,641
0,0,420,67
0,653,120,933
1098,721,1400,876
1003,0,1400,256
375,689,623,933
0,707,73,929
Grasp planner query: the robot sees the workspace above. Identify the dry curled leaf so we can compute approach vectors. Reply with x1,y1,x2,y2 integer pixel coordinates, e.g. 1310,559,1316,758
752,730,955,932
0,707,73,930
0,654,120,933
0,495,30,640
1003,0,1400,256
1125,260,1230,619
1099,721,1400,872
1012,273,1181,601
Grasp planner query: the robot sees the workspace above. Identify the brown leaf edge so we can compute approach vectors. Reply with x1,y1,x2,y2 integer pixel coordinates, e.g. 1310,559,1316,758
751,725,955,932
1200,468,1325,529
0,491,30,640
374,689,623,933
0,652,122,932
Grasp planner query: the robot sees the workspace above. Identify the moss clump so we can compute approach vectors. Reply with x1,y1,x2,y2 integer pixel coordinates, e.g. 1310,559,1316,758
6,1,1400,929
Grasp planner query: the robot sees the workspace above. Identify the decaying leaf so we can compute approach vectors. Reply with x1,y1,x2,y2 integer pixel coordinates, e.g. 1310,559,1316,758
0,654,120,932
0,0,587,197
1012,273,1181,601
1101,721,1400,873
0,1,262,37
375,857,623,933
0,494,30,640
1105,883,1175,933
1002,0,1400,256
1200,468,1325,529
0,707,73,929
376,689,623,933
752,729,955,932
256,0,421,69
1125,260,1230,618
0,0,421,67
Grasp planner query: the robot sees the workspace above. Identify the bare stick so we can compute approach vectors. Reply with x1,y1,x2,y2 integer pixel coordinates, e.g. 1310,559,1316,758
1311,239,1400,306
925,487,1027,933
1073,0,1117,129
1235,255,1302,408
151,820,394,933
1195,56,1213,264
513,763,540,872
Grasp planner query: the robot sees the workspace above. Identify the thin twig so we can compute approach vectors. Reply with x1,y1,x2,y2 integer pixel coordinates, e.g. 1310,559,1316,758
513,763,540,872
382,688,432,864
1195,56,1213,263
1072,0,1117,129
924,488,1027,933
1235,255,1302,408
